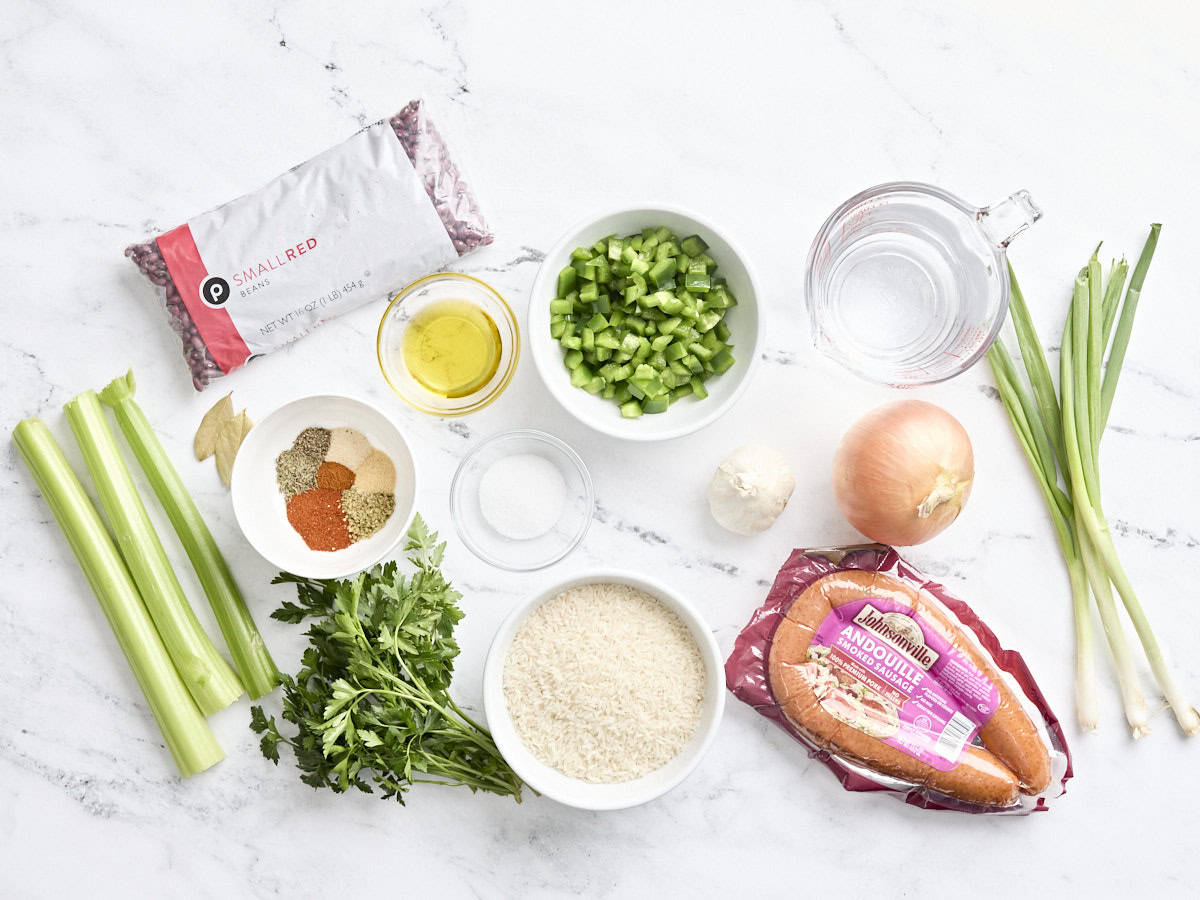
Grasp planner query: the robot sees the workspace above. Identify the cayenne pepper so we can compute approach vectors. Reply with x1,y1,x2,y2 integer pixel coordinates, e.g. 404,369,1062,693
316,460,355,491
286,489,352,551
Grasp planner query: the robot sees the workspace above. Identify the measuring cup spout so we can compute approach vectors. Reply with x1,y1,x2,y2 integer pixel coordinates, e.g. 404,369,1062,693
978,190,1042,249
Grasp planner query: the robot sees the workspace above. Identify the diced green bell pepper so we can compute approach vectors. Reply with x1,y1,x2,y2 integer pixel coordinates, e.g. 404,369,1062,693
620,400,643,418
570,364,595,388
557,266,577,297
709,349,735,374
648,257,675,288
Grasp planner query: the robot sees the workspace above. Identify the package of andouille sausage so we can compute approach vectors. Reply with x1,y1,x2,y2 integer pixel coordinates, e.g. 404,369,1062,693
726,545,1071,814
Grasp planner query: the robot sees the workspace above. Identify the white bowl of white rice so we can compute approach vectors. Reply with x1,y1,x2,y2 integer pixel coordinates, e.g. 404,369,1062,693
482,571,724,810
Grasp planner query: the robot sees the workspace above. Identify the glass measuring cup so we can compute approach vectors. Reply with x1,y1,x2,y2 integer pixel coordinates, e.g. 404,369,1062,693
804,182,1041,386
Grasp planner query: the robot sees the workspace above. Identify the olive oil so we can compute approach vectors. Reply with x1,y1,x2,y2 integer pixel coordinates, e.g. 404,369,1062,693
401,300,502,398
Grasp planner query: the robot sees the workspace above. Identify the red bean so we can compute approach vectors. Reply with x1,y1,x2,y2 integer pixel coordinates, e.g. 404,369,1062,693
125,100,492,391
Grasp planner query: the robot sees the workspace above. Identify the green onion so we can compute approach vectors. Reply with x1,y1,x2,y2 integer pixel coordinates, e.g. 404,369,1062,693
13,417,224,776
1073,502,1146,737
1101,224,1159,428
1098,257,1129,357
988,225,1197,736
64,390,244,716
1005,261,1066,466
988,342,1102,730
99,371,279,699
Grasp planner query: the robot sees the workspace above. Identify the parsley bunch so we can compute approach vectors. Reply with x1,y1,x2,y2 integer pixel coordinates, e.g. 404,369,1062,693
250,515,523,803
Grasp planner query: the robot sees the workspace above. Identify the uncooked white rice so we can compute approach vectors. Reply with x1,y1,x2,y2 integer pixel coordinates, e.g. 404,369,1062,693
503,582,706,783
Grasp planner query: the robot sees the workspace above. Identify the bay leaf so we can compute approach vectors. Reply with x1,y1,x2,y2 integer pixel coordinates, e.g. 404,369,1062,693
194,392,234,460
215,410,253,487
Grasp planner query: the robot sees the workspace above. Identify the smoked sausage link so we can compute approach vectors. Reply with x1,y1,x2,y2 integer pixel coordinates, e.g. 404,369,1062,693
768,570,1051,805
844,570,1052,794
770,616,1020,807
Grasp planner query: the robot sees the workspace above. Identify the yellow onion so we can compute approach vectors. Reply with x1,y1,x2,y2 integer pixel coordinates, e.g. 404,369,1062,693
832,400,974,546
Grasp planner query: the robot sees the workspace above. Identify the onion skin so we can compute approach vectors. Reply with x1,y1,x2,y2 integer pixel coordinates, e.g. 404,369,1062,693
832,400,974,546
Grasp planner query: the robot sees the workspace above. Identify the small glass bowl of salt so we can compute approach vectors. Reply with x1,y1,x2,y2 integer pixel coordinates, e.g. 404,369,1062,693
450,428,593,571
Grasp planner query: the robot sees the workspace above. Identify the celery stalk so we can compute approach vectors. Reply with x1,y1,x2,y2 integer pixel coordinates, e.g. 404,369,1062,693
64,390,244,715
13,417,224,776
100,371,278,698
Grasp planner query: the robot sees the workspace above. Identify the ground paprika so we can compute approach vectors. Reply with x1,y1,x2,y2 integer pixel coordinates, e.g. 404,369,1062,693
285,488,352,551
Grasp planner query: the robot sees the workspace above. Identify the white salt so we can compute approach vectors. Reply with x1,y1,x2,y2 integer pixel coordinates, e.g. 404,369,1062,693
477,453,566,540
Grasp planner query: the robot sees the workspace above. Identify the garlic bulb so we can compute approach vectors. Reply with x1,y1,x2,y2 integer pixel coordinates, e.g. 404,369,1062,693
707,444,796,535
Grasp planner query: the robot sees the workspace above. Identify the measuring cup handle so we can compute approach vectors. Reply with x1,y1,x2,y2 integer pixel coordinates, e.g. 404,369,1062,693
978,190,1043,249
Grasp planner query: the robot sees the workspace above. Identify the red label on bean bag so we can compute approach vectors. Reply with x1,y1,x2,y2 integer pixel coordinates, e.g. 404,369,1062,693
156,224,251,374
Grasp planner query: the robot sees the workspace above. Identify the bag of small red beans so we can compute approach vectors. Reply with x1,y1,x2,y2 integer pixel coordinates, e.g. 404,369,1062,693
125,100,492,390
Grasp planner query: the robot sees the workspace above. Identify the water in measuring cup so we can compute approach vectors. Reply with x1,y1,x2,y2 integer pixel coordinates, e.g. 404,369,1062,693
815,199,996,384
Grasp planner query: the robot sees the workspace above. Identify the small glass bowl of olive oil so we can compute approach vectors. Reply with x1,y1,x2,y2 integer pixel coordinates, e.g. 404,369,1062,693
377,273,520,416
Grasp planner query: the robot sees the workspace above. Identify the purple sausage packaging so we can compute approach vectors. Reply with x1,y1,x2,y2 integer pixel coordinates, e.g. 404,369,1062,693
726,544,1072,814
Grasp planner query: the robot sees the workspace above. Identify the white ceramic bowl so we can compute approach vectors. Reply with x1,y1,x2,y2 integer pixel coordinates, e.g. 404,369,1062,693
229,395,418,579
482,570,725,810
528,205,764,441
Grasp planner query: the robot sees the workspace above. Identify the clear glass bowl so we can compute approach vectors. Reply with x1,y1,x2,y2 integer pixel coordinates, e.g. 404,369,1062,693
450,429,593,571
377,273,520,416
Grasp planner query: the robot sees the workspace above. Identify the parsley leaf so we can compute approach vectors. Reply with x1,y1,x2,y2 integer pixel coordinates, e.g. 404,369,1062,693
250,514,523,804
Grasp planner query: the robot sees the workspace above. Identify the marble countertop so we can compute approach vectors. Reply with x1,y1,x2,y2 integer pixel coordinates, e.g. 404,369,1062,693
3,1,1198,896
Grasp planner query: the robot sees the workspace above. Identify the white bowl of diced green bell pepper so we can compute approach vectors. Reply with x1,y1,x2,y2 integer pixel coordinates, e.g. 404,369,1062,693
529,205,763,441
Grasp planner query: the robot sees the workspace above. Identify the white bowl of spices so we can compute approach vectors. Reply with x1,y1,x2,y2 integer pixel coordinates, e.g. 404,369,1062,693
449,428,593,571
483,571,724,810
230,395,418,579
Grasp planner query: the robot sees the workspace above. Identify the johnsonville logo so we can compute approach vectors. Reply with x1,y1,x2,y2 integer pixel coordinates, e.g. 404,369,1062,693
852,603,939,670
